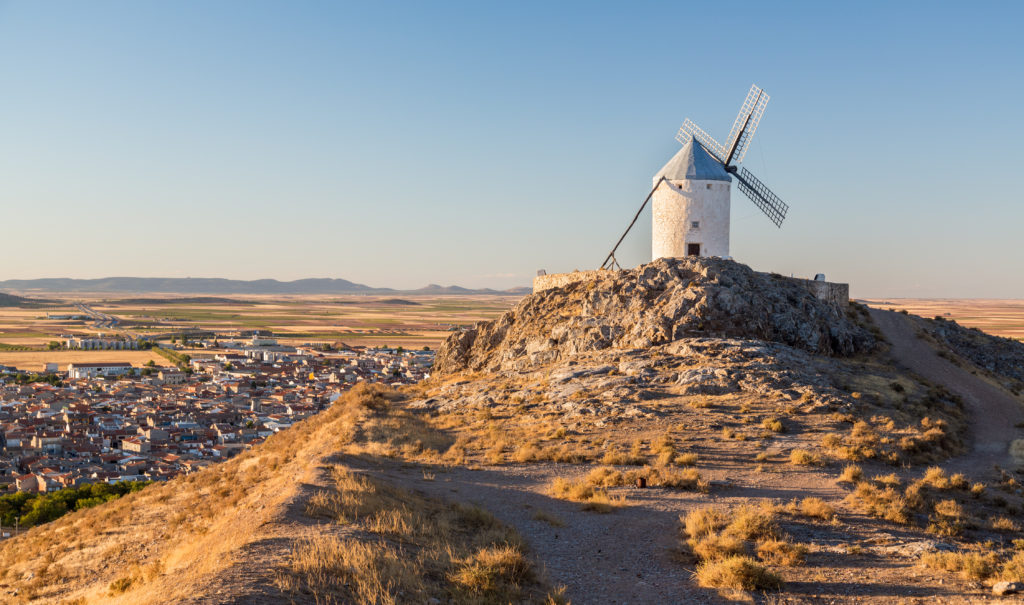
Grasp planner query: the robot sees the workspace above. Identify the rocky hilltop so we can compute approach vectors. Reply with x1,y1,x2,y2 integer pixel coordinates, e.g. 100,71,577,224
436,257,874,374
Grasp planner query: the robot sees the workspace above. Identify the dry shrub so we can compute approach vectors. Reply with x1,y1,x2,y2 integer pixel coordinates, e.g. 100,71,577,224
682,503,795,583
872,473,901,487
450,545,533,597
789,449,821,466
756,539,807,566
992,516,1021,532
1002,551,1024,581
660,467,709,492
695,555,782,590
796,497,836,521
586,465,707,492
847,481,910,524
725,505,780,541
652,433,675,456
674,453,698,467
600,448,646,466
549,477,622,513
512,442,541,463
536,445,588,464
927,499,964,537
920,550,998,581
922,466,951,489
761,418,784,433
691,533,744,561
683,507,727,541
689,397,712,409
285,535,423,603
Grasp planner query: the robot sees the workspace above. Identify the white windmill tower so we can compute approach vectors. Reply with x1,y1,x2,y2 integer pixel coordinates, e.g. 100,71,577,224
601,84,789,269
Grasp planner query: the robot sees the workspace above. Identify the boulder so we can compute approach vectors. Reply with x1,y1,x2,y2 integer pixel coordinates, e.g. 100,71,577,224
993,581,1024,596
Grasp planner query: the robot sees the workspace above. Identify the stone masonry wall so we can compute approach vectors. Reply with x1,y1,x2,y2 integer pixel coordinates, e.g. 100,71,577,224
533,270,606,293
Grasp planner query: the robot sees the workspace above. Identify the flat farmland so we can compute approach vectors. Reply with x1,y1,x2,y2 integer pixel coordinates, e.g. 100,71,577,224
0,294,522,370
0,350,170,372
862,298,1024,340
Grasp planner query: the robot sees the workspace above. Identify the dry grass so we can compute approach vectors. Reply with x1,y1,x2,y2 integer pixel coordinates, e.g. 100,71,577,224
1001,551,1024,581
794,497,836,521
277,394,556,603
0,384,557,604
920,550,998,581
837,464,863,484
283,535,423,604
756,539,807,566
548,477,624,513
992,516,1021,532
927,499,965,537
531,510,566,528
788,449,821,466
846,481,911,524
585,465,708,492
450,545,533,597
681,503,795,592
600,440,647,466
695,556,783,590
674,452,699,467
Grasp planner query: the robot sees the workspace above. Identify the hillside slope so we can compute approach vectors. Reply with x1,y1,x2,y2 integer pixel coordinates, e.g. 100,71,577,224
0,385,558,604
5,258,1024,604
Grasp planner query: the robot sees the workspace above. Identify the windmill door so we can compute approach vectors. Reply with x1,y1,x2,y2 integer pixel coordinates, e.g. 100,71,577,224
687,244,701,257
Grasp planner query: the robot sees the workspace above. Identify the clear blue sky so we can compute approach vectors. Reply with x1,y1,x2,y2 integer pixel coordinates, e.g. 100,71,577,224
1,1,1021,297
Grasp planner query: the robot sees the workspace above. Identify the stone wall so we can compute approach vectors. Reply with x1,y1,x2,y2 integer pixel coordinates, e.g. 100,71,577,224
789,278,849,309
535,269,849,310
533,270,606,293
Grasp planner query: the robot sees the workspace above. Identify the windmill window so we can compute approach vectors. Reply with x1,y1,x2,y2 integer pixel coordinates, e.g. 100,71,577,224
691,221,700,229
706,184,713,190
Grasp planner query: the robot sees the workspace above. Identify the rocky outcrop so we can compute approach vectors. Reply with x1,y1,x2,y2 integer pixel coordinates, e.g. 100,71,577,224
435,257,874,375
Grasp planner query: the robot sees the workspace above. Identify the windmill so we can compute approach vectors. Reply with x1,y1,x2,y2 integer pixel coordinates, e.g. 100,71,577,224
601,84,789,269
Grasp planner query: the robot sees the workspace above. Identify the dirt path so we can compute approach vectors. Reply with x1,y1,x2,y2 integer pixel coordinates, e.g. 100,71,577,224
356,460,714,604
869,308,1024,468
348,455,946,604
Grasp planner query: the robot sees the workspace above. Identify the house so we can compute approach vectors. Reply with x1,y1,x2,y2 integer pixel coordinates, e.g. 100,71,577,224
157,370,186,385
121,438,151,454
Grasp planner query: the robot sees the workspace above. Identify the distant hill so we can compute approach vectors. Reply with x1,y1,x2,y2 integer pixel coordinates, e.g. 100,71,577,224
0,291,49,307
105,296,258,305
0,277,528,296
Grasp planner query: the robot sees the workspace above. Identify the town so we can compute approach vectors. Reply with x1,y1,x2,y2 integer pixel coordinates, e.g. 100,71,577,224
0,331,434,495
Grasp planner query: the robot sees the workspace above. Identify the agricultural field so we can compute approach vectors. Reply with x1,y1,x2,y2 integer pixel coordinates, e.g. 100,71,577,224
861,298,1024,340
0,294,521,371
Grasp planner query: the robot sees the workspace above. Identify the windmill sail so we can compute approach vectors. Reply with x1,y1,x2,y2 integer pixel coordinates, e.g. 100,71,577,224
676,119,726,163
734,167,788,228
723,85,770,165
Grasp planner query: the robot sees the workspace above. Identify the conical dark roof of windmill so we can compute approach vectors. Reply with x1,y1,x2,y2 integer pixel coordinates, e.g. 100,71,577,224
654,138,732,182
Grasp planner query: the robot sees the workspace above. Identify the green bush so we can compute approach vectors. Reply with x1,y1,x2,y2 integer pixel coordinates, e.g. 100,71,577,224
0,481,151,527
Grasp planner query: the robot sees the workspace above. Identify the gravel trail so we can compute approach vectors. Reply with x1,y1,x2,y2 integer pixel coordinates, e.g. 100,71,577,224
869,308,1024,467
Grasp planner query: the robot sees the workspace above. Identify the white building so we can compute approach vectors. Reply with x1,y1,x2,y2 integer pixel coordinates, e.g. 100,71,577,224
65,337,139,350
67,362,133,379
651,138,732,260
